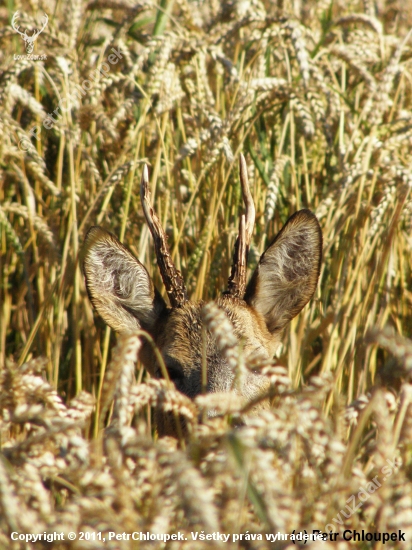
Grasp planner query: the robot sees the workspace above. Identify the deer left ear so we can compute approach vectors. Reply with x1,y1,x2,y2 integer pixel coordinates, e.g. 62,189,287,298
82,226,167,334
244,210,322,334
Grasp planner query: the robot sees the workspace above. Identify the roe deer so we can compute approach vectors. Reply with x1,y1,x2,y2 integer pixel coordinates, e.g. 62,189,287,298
82,155,322,405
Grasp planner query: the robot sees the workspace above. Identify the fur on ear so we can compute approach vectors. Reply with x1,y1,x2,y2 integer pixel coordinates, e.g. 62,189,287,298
82,226,166,333
244,209,322,334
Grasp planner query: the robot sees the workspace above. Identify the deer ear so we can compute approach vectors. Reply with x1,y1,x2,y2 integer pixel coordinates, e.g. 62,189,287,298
82,226,167,334
244,210,322,334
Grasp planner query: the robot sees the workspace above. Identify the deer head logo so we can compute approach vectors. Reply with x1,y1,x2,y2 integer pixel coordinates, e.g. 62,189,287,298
11,12,48,54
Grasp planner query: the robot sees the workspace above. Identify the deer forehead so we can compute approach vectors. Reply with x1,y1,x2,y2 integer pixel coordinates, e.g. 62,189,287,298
155,297,275,370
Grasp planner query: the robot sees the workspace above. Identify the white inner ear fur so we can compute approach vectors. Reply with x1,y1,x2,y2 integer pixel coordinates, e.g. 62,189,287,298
245,210,322,334
83,227,164,333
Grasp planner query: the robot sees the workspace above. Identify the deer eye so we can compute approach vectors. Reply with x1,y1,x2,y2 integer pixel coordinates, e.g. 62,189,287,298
164,357,185,383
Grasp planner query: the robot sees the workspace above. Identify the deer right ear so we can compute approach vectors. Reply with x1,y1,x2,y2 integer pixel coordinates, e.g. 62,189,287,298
82,226,167,334
244,210,322,334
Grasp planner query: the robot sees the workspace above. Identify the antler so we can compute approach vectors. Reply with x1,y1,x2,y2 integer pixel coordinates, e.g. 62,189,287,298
140,165,188,308
226,154,256,298
11,12,25,38
37,13,48,35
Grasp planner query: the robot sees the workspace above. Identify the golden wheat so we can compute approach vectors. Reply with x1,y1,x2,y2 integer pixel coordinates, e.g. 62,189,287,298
1,0,412,548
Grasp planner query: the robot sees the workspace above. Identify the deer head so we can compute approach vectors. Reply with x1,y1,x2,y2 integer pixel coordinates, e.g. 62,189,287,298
11,12,48,54
82,156,322,406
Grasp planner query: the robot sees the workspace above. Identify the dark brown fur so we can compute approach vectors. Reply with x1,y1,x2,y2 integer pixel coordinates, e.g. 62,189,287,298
82,209,322,412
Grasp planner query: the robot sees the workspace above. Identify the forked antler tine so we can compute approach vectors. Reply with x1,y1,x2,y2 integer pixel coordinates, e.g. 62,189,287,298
40,13,48,31
239,153,255,247
11,12,24,37
227,215,247,298
226,154,256,298
33,14,48,37
140,165,188,308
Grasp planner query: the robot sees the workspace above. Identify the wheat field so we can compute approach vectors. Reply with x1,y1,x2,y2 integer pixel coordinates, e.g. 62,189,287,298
1,0,412,548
